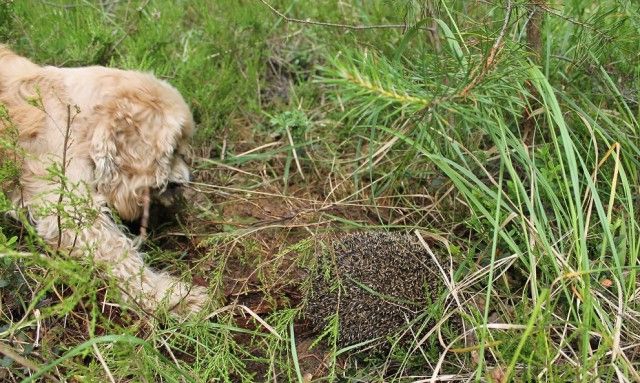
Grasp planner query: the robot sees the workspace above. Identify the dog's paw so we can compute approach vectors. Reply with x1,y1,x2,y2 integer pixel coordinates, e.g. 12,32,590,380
179,285,209,314
165,282,209,316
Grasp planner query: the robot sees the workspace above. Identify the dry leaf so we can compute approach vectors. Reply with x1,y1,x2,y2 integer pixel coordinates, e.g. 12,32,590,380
600,278,613,288
491,365,507,383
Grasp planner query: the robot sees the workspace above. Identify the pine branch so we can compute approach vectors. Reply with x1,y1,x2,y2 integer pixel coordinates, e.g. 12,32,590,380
459,0,513,97
341,72,430,108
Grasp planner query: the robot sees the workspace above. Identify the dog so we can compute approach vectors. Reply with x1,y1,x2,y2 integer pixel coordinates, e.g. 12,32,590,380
0,45,208,315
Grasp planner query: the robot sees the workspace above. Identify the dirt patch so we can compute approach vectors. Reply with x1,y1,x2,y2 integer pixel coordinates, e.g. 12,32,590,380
260,37,317,106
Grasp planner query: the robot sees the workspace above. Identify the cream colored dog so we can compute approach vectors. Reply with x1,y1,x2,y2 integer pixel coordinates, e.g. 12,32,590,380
0,45,208,315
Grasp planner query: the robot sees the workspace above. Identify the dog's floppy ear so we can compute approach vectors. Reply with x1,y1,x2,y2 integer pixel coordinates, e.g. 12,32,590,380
90,102,124,190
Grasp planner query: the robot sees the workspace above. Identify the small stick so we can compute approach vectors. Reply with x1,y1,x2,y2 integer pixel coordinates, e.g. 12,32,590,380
139,187,150,239
285,126,305,180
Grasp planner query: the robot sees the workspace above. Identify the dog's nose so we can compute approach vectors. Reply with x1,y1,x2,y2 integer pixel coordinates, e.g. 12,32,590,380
167,181,183,191
155,182,186,208
168,159,191,185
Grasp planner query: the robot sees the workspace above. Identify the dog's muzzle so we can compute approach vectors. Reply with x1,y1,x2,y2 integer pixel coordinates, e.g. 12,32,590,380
155,182,186,207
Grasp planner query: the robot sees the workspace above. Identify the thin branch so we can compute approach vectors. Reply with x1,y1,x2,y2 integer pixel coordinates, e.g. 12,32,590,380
139,187,150,240
285,126,305,181
258,0,434,31
459,0,513,97
56,104,73,250
521,0,545,142
536,2,609,38
525,1,544,57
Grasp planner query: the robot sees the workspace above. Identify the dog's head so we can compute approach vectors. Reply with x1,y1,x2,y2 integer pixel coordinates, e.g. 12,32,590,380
89,72,195,221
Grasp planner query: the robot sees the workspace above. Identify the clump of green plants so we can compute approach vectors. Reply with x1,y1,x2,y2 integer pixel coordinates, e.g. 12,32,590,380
0,1,13,41
315,1,640,380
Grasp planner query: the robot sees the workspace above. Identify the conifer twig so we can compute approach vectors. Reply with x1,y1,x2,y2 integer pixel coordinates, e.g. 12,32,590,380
521,0,545,141
459,0,513,97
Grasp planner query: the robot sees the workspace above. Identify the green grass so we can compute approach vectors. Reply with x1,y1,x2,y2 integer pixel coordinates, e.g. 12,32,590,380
1,0,640,381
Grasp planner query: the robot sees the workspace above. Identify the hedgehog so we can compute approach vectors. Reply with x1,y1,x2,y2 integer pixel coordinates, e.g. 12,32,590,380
305,232,453,348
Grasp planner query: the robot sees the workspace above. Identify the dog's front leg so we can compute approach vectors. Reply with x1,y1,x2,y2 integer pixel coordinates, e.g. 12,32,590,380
15,158,207,315
33,211,209,315
32,209,208,314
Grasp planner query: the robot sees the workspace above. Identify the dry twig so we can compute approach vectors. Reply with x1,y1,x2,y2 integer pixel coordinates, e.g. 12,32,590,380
139,187,150,239
459,0,513,97
258,0,434,31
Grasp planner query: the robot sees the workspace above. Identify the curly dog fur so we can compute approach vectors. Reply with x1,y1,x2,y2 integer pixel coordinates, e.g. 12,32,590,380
0,45,208,315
